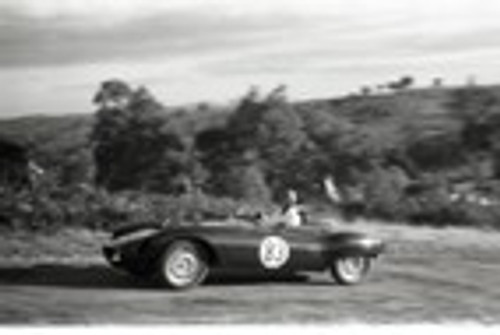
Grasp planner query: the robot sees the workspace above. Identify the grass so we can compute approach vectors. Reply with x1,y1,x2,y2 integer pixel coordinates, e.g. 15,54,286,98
0,228,107,265
310,211,500,254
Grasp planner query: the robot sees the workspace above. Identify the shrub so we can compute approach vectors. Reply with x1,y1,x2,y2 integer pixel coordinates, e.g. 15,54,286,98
445,202,500,229
0,184,103,232
95,191,239,228
0,179,275,233
402,190,459,227
393,183,500,229
362,165,411,221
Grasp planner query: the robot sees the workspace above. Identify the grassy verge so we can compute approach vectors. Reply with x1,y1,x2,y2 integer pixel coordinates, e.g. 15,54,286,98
0,228,107,265
328,217,500,248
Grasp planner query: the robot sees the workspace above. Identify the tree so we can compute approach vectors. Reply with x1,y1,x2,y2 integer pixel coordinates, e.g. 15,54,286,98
399,76,414,89
225,86,311,198
296,106,356,193
432,77,443,88
226,163,272,205
195,127,235,196
93,79,133,110
194,86,315,201
360,86,372,96
91,80,186,193
387,76,414,91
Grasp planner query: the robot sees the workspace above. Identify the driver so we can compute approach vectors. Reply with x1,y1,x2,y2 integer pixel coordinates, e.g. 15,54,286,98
281,189,304,228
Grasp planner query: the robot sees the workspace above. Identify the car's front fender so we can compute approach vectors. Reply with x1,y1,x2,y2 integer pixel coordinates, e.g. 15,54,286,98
144,232,220,267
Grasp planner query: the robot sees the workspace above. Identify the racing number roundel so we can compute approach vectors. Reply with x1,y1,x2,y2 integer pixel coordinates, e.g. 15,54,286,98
259,236,290,269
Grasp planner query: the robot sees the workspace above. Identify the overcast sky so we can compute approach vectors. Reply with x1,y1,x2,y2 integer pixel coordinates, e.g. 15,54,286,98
2,0,500,117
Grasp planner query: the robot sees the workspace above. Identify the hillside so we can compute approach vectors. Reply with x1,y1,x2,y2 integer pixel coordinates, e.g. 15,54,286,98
0,85,467,156
0,114,93,157
0,106,232,159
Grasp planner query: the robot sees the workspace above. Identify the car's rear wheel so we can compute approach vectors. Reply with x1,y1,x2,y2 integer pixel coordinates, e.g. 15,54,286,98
331,256,371,285
158,240,209,289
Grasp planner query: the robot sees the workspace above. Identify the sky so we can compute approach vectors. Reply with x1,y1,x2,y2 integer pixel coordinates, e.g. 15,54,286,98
3,0,500,117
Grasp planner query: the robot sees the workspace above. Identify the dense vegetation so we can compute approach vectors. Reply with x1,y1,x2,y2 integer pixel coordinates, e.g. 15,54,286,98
2,79,500,231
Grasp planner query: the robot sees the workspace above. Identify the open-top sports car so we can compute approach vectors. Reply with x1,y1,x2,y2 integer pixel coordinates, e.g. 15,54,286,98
103,219,385,290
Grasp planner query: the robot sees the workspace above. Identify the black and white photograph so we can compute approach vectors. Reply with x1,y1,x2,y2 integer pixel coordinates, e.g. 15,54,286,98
1,0,500,328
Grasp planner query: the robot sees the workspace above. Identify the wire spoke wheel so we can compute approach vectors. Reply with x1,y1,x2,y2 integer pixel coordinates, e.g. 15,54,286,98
331,256,370,285
159,241,208,289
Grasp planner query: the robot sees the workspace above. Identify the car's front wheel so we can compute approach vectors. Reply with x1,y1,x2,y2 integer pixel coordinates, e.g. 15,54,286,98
157,240,209,289
331,256,371,285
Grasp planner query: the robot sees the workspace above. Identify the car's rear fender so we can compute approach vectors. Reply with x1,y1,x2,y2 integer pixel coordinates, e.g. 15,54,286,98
325,232,385,258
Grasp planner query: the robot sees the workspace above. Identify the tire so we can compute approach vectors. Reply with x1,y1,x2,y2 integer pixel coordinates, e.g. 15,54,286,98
331,256,371,285
157,240,209,290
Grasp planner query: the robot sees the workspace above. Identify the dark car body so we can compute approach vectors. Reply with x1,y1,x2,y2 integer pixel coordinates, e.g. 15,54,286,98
103,220,385,288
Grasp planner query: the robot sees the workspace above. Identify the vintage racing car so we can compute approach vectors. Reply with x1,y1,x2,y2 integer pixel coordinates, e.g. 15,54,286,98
103,219,385,290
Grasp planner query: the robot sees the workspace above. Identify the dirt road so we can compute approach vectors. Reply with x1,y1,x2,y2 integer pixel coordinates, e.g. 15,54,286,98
1,223,500,324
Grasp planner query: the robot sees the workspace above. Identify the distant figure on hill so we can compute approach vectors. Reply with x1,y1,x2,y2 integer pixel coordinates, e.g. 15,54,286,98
324,175,342,204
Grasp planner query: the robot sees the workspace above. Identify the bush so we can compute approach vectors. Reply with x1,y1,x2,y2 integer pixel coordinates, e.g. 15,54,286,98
94,191,245,230
444,202,500,229
351,167,500,229
0,184,105,232
362,165,411,221
0,182,271,232
389,183,500,229
402,190,459,227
